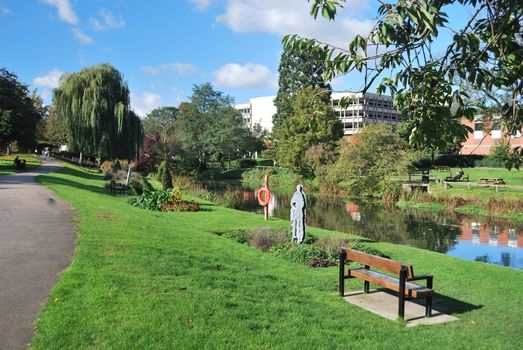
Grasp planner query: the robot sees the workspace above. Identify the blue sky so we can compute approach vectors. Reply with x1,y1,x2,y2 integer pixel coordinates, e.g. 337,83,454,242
0,0,465,116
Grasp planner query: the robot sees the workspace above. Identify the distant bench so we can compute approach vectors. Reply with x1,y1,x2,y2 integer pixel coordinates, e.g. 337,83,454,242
477,177,505,186
445,171,469,182
110,180,128,195
13,158,26,170
339,248,434,319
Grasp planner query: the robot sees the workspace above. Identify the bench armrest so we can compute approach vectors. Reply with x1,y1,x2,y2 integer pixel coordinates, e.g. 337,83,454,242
408,274,433,282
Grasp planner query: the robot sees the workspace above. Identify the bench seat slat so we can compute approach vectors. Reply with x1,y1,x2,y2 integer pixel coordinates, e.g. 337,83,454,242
345,248,414,279
349,268,434,298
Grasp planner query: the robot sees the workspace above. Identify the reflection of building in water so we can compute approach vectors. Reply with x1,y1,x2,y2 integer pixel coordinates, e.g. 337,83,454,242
488,226,498,246
460,222,523,248
346,202,361,222
268,192,277,217
243,191,254,202
508,229,518,248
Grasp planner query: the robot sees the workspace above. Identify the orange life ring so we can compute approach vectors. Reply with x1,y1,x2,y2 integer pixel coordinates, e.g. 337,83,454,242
257,187,271,206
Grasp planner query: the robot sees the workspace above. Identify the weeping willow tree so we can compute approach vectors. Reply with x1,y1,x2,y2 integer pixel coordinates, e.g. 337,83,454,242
53,63,143,161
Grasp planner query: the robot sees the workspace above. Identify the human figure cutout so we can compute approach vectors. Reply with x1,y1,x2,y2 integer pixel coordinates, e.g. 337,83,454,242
290,184,307,244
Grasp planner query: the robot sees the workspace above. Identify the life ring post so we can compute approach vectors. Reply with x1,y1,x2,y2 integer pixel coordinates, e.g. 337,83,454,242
256,175,271,220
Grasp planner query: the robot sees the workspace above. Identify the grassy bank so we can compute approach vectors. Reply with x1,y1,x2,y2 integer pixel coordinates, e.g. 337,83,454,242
397,168,523,222
0,153,41,175
242,167,317,192
450,167,523,186
32,164,523,349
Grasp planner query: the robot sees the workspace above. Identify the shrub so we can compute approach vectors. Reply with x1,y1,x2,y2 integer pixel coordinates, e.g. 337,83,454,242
260,149,275,160
271,244,333,267
256,159,274,167
102,170,114,180
433,154,484,168
349,243,389,258
133,188,200,212
249,227,289,252
140,177,154,192
172,175,204,192
474,157,504,168
214,190,244,209
113,159,122,170
222,229,250,244
238,158,257,168
157,161,173,190
100,160,114,173
132,189,172,211
489,142,522,170
191,189,215,202
315,236,350,254
134,155,157,175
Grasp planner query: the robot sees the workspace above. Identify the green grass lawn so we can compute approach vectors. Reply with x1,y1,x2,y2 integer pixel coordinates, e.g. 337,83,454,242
0,153,41,175
436,167,523,187
32,164,523,349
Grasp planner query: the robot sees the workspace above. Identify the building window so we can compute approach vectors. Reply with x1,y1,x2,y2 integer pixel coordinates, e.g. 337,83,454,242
491,118,502,139
474,121,484,131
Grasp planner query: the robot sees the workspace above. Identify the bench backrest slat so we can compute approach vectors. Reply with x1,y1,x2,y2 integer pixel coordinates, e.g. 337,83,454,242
342,248,414,279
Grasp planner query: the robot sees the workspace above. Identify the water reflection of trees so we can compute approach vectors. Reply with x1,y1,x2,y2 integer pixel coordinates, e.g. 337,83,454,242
205,182,522,256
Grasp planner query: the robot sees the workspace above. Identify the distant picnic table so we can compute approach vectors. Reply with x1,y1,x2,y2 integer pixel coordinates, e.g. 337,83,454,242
477,177,505,185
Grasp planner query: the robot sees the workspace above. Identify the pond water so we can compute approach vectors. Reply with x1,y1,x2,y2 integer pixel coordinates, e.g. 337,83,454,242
206,181,523,270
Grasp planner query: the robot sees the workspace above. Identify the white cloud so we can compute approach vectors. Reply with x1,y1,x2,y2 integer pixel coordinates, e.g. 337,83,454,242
190,0,215,11
32,69,64,89
141,62,198,76
131,92,163,117
90,9,125,31
41,0,78,25
72,28,95,45
216,0,374,47
213,63,277,89
1,7,12,15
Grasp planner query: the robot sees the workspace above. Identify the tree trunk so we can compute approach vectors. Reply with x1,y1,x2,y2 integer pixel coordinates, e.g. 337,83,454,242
79,152,83,165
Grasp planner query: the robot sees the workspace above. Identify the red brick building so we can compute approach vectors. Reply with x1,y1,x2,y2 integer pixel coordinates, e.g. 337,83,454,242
460,117,523,155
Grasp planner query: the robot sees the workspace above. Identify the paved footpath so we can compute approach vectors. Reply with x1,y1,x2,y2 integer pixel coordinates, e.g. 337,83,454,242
0,159,75,349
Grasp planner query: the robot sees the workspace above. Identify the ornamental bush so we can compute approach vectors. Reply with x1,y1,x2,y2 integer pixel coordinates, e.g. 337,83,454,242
132,188,200,212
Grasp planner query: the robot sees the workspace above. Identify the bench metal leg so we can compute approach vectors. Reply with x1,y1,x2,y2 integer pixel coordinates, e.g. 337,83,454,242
339,252,345,296
364,265,370,293
398,266,407,319
426,297,432,317
426,276,433,317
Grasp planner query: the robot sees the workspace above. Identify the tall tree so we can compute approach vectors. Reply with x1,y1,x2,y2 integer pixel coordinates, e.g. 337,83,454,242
41,106,69,147
285,0,522,149
276,87,343,175
143,106,180,161
177,83,242,169
0,68,43,150
206,106,249,169
328,124,416,197
53,63,142,161
273,45,331,134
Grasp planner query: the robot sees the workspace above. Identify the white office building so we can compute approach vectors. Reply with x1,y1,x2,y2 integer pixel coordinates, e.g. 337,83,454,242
236,92,401,136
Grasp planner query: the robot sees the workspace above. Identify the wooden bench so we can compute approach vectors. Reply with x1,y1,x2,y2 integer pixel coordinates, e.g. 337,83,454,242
477,177,505,186
110,180,128,195
339,248,434,319
445,172,469,182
